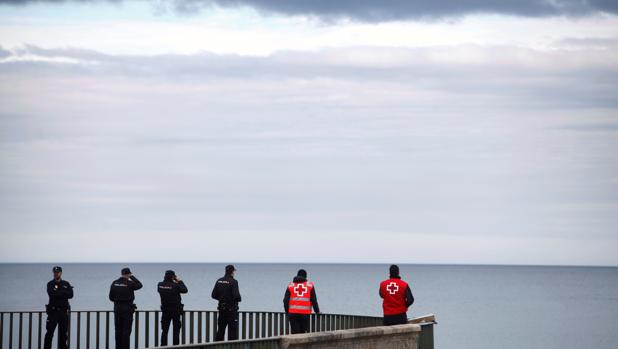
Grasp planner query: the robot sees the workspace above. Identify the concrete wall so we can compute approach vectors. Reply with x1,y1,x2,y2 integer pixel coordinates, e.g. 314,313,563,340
278,324,421,349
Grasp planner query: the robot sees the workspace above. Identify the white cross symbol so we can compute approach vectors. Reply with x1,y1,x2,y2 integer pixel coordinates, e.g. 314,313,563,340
386,282,399,295
294,283,308,297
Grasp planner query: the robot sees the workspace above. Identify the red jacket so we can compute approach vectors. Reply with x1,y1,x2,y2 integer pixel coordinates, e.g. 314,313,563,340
379,278,413,316
287,281,314,314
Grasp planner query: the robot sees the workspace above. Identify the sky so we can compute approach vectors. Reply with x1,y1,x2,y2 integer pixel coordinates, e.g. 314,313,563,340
0,0,617,265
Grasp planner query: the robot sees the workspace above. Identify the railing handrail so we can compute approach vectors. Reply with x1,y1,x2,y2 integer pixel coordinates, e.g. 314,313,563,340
0,310,381,317
0,309,385,349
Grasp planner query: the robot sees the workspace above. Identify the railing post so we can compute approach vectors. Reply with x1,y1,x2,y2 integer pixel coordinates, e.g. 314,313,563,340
76,312,80,349
260,312,266,339
18,313,22,349
212,312,217,341
1,313,4,349
95,312,100,349
37,312,42,349
205,312,211,342
189,311,194,344
104,312,109,349
181,312,186,344
154,310,159,347
197,311,203,344
145,312,150,348
241,312,246,340
9,312,13,349
418,323,434,349
134,311,139,349
86,312,90,349
28,313,33,349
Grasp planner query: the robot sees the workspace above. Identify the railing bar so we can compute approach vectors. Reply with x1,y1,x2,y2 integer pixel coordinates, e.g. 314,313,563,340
0,313,4,349
76,312,81,349
197,311,202,344
205,312,210,343
211,312,217,342
154,311,159,348
260,313,266,339
95,312,99,349
248,313,253,340
189,311,194,344
277,313,285,336
28,313,33,349
145,311,150,348
134,310,139,349
104,312,109,349
18,313,22,349
37,313,42,349
86,312,90,349
267,313,272,338
9,313,13,349
241,313,246,340
181,312,186,345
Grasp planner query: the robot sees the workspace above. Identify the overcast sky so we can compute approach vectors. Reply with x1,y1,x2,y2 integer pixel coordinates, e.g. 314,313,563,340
0,0,617,265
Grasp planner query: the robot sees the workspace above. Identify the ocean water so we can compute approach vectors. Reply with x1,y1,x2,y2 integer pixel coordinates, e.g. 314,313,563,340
0,263,617,349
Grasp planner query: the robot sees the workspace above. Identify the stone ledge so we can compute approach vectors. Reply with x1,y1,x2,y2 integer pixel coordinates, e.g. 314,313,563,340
280,324,421,348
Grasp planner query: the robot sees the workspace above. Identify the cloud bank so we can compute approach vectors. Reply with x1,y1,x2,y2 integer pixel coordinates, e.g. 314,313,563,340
1,0,618,20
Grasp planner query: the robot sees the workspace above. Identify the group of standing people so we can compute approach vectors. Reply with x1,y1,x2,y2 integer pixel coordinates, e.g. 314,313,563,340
44,264,414,348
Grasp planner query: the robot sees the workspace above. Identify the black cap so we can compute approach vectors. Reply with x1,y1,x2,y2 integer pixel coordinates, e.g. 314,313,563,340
52,266,62,273
297,269,307,278
225,264,236,274
389,264,400,277
165,270,175,277
121,267,132,275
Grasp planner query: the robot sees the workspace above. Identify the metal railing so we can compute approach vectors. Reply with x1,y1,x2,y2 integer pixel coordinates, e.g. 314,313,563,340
0,311,382,349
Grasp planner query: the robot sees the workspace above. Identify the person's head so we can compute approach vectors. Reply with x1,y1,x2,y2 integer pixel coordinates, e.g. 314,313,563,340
121,267,132,278
164,270,175,281
297,269,307,279
52,266,62,280
389,264,400,278
225,264,236,277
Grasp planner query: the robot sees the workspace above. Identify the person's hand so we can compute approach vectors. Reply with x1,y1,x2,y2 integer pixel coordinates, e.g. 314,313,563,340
175,276,182,282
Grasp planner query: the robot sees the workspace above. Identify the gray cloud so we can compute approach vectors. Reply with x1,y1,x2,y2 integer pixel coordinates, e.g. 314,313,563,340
2,44,617,109
1,44,618,264
1,0,618,20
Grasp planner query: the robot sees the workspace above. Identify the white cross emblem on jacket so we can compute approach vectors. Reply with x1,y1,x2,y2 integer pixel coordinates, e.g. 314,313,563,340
386,282,399,295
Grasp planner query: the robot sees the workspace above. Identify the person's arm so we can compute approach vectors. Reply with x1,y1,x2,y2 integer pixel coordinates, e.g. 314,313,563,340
109,284,115,302
64,281,74,299
283,288,290,313
211,282,219,301
177,281,188,294
405,285,414,308
379,284,384,299
130,276,143,290
310,288,320,314
47,281,54,298
232,280,242,303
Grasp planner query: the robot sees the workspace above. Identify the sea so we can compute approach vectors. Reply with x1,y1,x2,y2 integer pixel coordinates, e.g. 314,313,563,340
0,263,617,349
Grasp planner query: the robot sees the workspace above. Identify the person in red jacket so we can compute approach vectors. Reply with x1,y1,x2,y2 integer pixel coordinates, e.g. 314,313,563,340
283,269,320,334
379,264,414,325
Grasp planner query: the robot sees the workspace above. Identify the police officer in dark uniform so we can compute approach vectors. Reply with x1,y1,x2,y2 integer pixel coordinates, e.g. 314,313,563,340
44,266,73,349
211,265,241,341
157,270,188,346
109,268,142,349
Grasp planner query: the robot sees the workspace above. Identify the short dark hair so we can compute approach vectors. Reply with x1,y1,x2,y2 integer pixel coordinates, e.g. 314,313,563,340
389,264,400,277
297,269,307,278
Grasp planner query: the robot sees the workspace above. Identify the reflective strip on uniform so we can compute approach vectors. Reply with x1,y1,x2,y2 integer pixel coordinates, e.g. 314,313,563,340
290,297,310,301
289,305,312,310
